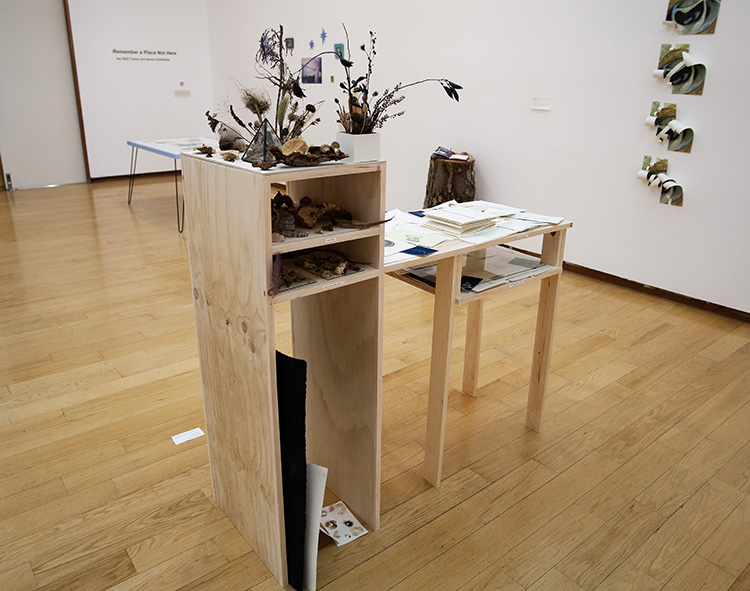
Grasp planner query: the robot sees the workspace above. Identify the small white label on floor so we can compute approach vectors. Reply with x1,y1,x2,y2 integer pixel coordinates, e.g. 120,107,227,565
172,427,205,445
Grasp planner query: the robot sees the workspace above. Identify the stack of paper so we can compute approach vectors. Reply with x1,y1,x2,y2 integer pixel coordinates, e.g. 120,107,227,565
403,246,556,293
465,247,555,292
422,204,500,236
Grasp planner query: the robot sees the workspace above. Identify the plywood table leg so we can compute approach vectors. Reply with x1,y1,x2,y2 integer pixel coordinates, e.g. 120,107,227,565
526,229,567,431
462,300,483,397
424,255,462,487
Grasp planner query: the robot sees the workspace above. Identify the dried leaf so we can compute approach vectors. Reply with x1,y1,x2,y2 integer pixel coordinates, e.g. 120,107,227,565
229,105,249,131
205,111,221,133
292,79,306,98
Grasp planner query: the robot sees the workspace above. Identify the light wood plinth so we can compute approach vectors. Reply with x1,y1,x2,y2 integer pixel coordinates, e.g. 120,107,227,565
181,156,385,585
182,155,286,583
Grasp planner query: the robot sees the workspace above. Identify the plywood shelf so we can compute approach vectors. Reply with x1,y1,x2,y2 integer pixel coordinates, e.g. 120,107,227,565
271,266,380,304
181,153,385,588
271,224,381,255
455,266,562,305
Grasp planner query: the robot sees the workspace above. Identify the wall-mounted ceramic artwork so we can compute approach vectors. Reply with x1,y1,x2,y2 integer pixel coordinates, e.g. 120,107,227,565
653,44,706,95
665,0,721,35
638,156,684,206
645,101,694,153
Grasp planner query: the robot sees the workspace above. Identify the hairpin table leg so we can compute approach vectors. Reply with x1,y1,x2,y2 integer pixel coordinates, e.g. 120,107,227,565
174,160,184,233
127,146,138,205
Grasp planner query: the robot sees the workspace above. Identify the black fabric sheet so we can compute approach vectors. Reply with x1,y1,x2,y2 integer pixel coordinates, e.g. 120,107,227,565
275,351,307,591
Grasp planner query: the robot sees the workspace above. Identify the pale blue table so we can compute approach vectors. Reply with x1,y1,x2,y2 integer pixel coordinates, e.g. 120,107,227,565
127,137,216,232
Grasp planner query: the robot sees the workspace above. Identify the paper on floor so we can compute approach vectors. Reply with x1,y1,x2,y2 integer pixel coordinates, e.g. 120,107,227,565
171,427,205,445
320,501,368,546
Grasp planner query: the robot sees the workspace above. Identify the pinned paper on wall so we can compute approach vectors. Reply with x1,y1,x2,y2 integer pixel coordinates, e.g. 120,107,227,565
665,0,721,35
301,57,323,84
653,44,706,95
638,156,684,207
645,101,694,153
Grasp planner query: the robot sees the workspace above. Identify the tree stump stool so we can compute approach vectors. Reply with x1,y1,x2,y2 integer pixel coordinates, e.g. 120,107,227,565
423,153,476,209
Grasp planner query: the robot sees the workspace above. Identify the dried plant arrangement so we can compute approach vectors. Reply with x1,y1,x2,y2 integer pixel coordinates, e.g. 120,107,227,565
206,25,339,151
334,27,462,135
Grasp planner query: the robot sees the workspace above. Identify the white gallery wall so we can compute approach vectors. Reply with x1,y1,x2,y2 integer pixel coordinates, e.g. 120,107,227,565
66,0,213,178
208,0,750,313
0,1,747,314
0,0,87,189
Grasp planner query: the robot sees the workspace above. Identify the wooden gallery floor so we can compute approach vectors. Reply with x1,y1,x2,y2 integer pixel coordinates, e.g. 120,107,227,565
1,176,749,591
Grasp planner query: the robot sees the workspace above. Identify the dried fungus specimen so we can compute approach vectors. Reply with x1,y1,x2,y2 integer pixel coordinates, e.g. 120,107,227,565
266,144,348,168
282,138,308,156
295,202,348,228
270,190,309,238
291,250,363,279
194,144,215,157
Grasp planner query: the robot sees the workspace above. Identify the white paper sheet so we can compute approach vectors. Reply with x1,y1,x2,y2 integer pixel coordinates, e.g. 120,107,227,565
387,228,448,248
513,212,564,224
384,236,413,257
304,463,328,591
384,209,425,233
424,205,500,226
464,200,525,217
428,200,525,218
496,218,542,232
171,427,205,445
472,265,555,292
454,226,518,245
384,251,417,266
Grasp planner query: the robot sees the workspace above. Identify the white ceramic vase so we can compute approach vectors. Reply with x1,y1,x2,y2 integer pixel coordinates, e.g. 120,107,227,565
335,131,380,163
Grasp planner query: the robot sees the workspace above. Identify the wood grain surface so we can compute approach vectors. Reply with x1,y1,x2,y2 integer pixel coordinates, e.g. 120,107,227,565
1,175,748,590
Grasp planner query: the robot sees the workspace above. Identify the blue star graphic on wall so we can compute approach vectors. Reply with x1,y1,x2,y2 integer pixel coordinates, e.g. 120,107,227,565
321,28,327,44
309,39,314,50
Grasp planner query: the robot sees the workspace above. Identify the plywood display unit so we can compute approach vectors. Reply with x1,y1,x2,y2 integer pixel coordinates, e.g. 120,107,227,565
181,154,385,587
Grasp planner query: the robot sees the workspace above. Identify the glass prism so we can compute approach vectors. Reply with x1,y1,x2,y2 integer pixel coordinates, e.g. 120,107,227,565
242,119,282,163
